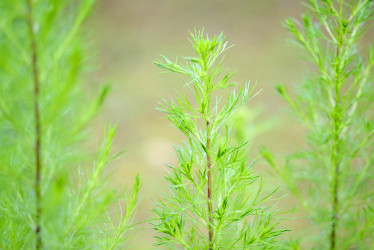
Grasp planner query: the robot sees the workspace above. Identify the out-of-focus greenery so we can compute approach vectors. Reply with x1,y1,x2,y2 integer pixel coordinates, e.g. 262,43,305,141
0,0,139,249
262,0,374,249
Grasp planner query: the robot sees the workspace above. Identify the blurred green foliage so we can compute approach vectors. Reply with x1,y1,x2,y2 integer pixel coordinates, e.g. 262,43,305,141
0,0,139,249
262,0,374,249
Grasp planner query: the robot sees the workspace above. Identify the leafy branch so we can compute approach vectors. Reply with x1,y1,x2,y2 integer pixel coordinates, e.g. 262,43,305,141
153,30,286,249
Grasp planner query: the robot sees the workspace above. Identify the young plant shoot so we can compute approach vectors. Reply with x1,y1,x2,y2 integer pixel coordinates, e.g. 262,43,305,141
262,0,374,249
154,31,285,249
0,0,140,249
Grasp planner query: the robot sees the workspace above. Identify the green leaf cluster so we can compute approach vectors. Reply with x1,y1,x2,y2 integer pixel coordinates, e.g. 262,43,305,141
262,0,374,249
0,0,140,249
154,30,286,249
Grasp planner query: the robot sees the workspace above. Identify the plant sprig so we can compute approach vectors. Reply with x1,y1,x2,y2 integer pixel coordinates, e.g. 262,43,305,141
0,1,140,249
154,30,286,249
262,1,374,249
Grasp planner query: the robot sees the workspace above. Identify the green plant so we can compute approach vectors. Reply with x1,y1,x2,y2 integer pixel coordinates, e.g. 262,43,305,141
153,30,286,249
261,0,374,249
0,0,140,249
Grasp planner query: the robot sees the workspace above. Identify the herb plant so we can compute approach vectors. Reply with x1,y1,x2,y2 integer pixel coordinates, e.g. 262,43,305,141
153,30,286,249
261,0,374,249
0,0,139,249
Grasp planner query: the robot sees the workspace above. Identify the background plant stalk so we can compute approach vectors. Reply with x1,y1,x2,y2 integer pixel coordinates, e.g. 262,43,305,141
261,1,374,248
26,0,42,248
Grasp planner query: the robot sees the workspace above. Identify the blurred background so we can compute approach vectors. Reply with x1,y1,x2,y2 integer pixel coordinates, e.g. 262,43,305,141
82,0,370,248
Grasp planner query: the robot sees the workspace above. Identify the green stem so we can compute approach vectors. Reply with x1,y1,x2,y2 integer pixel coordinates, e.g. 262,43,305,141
330,12,344,249
330,140,339,250
26,0,42,248
330,77,341,250
206,120,213,249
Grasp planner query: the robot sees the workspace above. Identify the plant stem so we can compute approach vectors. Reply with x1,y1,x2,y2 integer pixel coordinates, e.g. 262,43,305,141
330,91,341,250
26,0,42,248
330,91,340,250
206,120,213,250
330,126,340,250
330,17,343,249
